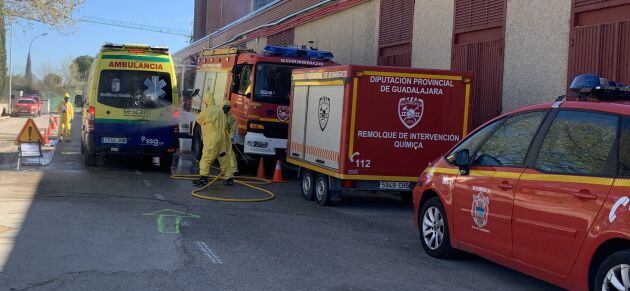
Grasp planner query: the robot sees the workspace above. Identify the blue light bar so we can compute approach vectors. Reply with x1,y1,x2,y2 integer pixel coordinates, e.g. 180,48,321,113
570,74,630,98
263,45,333,61
569,74,601,91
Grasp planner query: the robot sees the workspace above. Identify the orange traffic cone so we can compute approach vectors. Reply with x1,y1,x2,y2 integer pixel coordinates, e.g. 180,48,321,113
42,128,49,145
271,160,285,183
256,157,266,179
49,116,58,132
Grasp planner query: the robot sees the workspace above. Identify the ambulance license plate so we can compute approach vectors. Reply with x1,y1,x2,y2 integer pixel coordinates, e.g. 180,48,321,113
379,181,411,190
102,137,127,144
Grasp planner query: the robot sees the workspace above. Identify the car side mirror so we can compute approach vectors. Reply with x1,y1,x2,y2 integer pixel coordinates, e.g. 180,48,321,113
191,89,200,97
454,149,470,175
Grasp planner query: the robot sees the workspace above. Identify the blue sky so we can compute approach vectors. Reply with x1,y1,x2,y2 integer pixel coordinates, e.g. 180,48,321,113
8,0,194,79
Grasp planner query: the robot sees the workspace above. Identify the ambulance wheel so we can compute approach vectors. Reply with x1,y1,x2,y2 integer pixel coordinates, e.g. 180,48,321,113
159,154,173,171
83,151,96,167
315,174,332,206
419,197,456,259
300,170,315,201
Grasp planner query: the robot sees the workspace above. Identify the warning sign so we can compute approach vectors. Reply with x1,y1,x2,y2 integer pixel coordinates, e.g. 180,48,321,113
15,118,45,145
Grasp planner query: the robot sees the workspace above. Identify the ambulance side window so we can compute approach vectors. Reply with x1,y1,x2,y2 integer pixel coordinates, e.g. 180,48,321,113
618,117,630,176
446,119,503,164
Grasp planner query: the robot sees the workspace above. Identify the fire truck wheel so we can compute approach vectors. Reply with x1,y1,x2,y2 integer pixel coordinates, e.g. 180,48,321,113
192,126,203,161
419,197,457,259
301,170,315,201
315,174,332,206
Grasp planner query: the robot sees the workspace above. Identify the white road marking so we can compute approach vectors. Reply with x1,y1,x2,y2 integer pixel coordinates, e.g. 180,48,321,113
196,241,223,264
143,179,152,187
135,170,143,176
154,194,165,200
61,151,81,155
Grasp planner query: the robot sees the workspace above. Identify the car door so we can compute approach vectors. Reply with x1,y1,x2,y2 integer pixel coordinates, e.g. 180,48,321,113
453,111,548,258
608,116,630,232
512,110,618,276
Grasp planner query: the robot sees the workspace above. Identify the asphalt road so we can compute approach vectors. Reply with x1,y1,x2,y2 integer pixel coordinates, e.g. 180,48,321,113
0,113,561,290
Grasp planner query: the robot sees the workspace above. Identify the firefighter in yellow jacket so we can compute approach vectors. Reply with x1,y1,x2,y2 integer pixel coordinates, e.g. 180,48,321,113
194,92,232,186
218,104,239,180
56,93,75,142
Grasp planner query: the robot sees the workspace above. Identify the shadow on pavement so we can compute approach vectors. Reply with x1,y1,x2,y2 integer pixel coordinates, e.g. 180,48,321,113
0,113,193,289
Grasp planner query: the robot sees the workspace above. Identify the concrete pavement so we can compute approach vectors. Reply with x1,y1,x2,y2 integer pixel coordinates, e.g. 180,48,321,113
0,114,560,290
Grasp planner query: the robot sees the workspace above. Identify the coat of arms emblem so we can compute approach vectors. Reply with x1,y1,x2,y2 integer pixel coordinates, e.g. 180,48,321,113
398,97,424,129
318,96,330,131
277,106,290,122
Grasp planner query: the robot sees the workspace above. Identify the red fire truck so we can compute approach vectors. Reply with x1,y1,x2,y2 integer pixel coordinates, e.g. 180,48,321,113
181,46,336,160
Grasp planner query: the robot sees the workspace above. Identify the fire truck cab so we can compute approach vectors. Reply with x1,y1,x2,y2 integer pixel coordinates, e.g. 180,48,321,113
182,45,335,159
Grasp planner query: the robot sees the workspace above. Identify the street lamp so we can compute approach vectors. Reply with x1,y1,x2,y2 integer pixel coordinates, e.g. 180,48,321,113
25,32,48,90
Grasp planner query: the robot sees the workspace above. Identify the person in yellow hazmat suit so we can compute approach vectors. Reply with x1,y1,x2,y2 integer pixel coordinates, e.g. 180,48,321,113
56,93,75,142
217,104,239,182
193,92,231,187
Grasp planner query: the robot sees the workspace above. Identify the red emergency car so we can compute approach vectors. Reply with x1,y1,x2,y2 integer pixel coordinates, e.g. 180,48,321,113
412,75,630,290
11,98,41,117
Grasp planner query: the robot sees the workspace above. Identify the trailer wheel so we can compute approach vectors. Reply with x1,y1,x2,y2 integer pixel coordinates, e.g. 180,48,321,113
301,170,315,201
315,174,332,206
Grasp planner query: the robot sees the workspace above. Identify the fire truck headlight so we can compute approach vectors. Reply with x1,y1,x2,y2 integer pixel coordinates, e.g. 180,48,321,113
247,141,269,148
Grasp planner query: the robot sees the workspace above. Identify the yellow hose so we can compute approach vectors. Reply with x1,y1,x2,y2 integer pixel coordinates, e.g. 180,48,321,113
170,130,275,203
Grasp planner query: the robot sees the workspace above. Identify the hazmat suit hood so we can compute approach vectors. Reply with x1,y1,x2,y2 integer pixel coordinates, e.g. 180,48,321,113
203,92,215,107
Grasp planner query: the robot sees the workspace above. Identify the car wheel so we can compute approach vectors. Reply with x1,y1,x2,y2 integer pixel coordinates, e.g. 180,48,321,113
159,154,173,171
301,170,315,201
419,197,457,259
315,174,331,206
595,250,630,291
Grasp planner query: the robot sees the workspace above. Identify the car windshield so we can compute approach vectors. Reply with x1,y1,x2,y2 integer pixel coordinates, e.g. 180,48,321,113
97,70,172,109
17,99,35,104
253,63,301,104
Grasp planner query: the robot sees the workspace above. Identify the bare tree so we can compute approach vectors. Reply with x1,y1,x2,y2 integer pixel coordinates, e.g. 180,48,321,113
2,0,85,30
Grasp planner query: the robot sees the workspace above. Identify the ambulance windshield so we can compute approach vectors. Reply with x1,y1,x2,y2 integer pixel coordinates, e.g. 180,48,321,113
253,63,299,104
98,70,173,109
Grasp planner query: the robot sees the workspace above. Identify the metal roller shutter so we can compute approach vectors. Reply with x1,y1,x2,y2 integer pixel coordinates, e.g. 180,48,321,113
568,0,630,88
452,0,506,129
378,0,414,67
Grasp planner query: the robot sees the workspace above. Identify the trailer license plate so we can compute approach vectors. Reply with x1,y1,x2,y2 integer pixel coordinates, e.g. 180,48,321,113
102,137,127,144
379,181,411,190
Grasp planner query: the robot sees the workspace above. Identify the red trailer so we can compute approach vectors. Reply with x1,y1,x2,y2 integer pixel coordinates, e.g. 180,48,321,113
287,65,474,205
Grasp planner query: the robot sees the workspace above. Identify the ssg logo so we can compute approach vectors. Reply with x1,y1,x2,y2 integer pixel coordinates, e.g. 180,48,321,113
140,136,161,147
318,96,330,131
